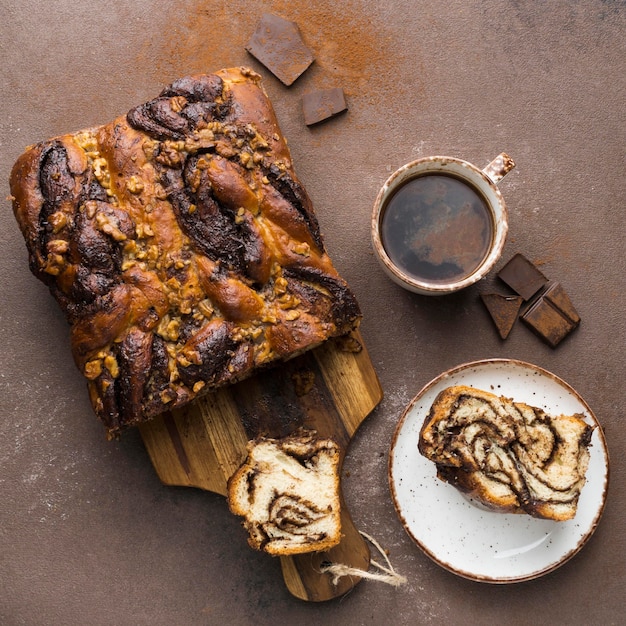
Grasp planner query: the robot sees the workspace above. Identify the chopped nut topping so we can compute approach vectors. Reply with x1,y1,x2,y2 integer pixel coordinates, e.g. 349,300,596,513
196,128,215,141
48,211,68,233
274,276,288,295
249,133,269,151
84,359,103,380
95,212,127,242
169,95,187,113
169,320,181,341
142,139,159,159
256,340,273,362
197,299,214,319
47,239,69,254
235,207,246,224
123,240,138,255
160,389,176,404
126,175,144,194
146,245,159,263
74,130,99,153
292,242,311,256
92,157,111,189
155,145,183,168
278,294,301,310
215,141,236,159
104,355,120,378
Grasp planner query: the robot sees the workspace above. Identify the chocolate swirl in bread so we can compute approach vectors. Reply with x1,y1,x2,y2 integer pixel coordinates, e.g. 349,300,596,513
227,431,341,555
10,68,361,438
418,385,593,521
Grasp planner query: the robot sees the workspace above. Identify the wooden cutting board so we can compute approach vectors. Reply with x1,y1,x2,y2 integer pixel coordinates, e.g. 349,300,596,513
138,330,383,601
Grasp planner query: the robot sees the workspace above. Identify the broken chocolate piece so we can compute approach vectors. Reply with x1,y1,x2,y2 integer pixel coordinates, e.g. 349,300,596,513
302,88,348,126
480,292,523,339
521,282,580,347
497,253,548,300
543,282,581,325
245,14,314,86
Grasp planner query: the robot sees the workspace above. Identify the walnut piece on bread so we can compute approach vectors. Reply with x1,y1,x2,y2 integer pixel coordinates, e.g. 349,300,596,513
418,385,593,521
9,68,361,438
227,431,342,555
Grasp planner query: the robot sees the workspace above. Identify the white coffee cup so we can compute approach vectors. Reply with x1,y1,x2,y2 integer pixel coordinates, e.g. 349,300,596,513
371,153,515,295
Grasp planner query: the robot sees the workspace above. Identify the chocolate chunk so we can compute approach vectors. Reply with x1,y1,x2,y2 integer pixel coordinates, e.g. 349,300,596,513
497,253,548,300
543,282,580,324
245,14,314,86
521,282,580,347
480,292,523,339
302,88,348,126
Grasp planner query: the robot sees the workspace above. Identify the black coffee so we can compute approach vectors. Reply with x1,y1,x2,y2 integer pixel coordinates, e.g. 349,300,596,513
380,174,494,284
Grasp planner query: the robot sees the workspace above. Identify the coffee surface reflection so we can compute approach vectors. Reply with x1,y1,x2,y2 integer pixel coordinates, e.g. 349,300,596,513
380,174,494,284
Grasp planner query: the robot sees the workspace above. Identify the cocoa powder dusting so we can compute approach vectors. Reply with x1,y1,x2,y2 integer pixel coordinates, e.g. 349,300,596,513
136,1,402,106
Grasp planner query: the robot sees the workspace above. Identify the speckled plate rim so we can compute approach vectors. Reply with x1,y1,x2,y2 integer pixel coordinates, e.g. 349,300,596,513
388,358,610,583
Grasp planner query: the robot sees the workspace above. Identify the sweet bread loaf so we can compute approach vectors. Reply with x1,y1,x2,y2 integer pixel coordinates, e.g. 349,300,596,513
9,67,361,438
227,431,342,555
418,385,593,521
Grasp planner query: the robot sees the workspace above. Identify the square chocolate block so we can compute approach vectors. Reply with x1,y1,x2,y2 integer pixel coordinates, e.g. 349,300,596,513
521,282,580,347
497,253,549,300
543,282,581,324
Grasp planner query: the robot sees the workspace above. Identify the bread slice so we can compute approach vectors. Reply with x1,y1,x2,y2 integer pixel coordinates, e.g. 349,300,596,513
418,385,594,521
227,431,342,555
9,68,361,438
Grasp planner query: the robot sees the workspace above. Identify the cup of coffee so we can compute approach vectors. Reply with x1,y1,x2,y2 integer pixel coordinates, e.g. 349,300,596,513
371,153,515,295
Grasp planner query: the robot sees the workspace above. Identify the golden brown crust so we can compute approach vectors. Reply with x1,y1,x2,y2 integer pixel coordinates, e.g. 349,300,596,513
10,67,361,438
419,385,593,521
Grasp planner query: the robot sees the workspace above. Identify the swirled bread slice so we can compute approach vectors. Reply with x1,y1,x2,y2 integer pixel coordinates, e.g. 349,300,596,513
9,68,361,438
227,431,341,555
418,385,593,521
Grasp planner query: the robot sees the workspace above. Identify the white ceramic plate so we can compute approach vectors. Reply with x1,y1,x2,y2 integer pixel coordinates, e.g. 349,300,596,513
389,359,610,583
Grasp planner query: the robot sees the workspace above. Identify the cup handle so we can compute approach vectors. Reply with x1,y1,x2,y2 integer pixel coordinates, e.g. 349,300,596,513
483,153,515,184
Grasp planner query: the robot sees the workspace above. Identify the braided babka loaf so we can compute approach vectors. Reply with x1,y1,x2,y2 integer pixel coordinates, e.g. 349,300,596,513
227,431,341,555
418,385,593,521
10,67,361,438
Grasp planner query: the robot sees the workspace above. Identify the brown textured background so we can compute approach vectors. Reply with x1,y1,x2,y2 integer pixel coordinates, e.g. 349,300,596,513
1,1,624,624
